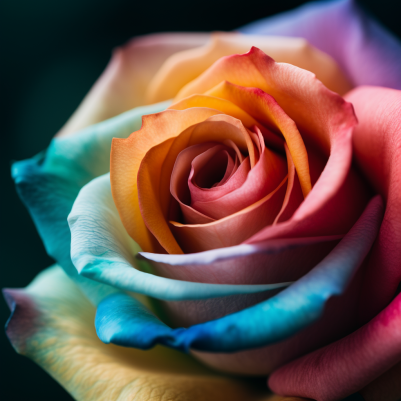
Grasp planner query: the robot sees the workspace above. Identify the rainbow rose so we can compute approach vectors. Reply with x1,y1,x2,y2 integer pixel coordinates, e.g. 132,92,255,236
4,1,401,400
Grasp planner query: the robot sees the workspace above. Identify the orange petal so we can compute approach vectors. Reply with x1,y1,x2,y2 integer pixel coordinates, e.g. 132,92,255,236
169,94,284,150
111,108,220,253
206,81,311,197
146,32,351,104
137,115,258,254
273,144,304,224
170,176,288,253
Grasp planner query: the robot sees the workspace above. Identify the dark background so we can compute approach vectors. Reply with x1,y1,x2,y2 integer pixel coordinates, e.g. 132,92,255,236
1,0,400,399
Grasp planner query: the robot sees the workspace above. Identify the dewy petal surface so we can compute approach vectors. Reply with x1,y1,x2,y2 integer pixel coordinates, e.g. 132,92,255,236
345,86,401,323
240,0,401,90
146,32,351,102
57,33,209,137
3,265,301,401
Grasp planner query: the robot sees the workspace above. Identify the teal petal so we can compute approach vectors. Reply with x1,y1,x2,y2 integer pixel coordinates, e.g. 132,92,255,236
69,173,293,300
12,101,170,304
95,196,383,352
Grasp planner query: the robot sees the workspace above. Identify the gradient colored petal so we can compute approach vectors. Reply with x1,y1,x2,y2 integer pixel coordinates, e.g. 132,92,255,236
11,101,169,304
170,177,288,253
169,94,285,150
4,265,299,401
240,0,401,90
95,196,382,358
344,86,401,324
111,108,222,254
69,173,292,300
175,48,358,197
190,132,287,220
57,33,209,137
136,114,259,253
147,32,351,102
268,292,401,401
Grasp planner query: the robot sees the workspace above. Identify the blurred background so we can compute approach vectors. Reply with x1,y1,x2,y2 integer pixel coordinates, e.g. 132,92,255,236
1,0,400,399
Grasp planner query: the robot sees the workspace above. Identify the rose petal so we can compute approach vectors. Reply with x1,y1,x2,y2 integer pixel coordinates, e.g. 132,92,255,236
57,33,210,137
111,108,222,254
4,265,293,401
240,0,401,90
170,142,219,224
268,292,401,401
177,57,315,196
170,176,288,252
190,126,287,220
95,196,382,354
12,102,168,304
136,114,259,253
147,32,351,102
344,86,401,324
169,94,285,150
69,173,292,300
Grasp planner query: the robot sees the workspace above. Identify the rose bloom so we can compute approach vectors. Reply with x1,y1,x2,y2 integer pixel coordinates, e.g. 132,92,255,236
4,1,401,401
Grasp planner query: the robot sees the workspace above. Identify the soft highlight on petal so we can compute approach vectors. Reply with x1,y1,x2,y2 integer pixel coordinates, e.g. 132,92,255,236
268,292,401,401
241,0,401,90
146,32,352,102
69,174,292,300
4,265,300,401
345,86,401,324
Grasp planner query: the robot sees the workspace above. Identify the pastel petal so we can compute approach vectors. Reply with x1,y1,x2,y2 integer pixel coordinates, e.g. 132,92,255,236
190,127,287,220
11,101,169,304
136,114,259,253
344,86,401,324
169,94,285,150
4,265,296,401
95,196,382,356
147,32,351,102
111,108,222,254
268,292,401,401
240,0,401,90
69,173,293,300
170,177,288,253
57,33,209,137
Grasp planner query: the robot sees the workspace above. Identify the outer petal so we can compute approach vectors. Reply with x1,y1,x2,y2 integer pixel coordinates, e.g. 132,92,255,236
240,0,401,90
3,265,299,401
146,32,351,102
57,33,209,137
268,292,401,401
344,86,401,324
94,197,382,358
11,101,169,304
69,173,292,300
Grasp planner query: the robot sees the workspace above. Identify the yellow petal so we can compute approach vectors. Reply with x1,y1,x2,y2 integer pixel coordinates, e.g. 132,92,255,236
4,265,308,401
57,33,210,137
146,32,351,103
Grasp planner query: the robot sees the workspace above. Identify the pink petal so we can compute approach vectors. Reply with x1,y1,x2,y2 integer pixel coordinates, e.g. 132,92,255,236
170,177,288,253
345,86,401,324
269,292,401,401
191,129,287,220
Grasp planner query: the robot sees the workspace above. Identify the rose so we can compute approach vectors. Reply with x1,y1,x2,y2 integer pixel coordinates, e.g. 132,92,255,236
4,1,401,401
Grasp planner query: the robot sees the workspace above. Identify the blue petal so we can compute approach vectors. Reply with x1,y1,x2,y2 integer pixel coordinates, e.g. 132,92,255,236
240,0,401,90
95,196,383,352
12,101,170,304
69,174,293,300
